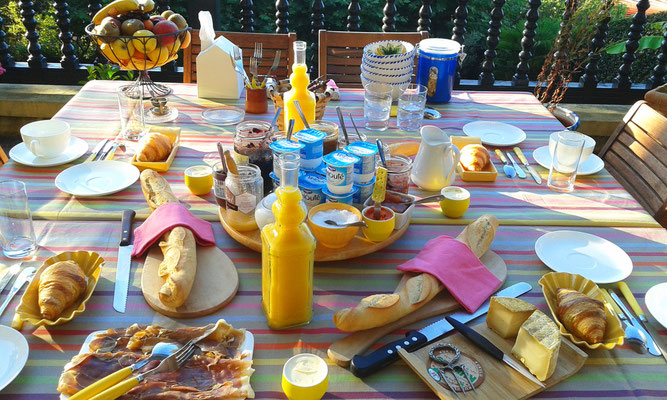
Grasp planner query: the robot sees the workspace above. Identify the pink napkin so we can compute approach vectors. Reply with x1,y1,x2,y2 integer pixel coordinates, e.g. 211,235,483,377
396,235,501,313
131,203,215,257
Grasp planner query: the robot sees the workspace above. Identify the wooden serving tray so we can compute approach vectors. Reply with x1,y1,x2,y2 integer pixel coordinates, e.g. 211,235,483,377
399,322,588,400
218,207,409,262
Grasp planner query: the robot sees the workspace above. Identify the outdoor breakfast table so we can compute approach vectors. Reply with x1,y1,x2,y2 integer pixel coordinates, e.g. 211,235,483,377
0,80,665,399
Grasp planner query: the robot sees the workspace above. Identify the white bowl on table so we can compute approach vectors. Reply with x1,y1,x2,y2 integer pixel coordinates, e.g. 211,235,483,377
361,66,412,84
362,54,415,69
362,62,414,77
363,40,416,63
548,131,595,163
360,74,411,100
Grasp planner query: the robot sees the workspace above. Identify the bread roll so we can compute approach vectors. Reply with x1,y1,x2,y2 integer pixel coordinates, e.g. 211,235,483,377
135,132,172,162
38,260,87,320
460,144,490,171
140,169,179,211
333,214,499,331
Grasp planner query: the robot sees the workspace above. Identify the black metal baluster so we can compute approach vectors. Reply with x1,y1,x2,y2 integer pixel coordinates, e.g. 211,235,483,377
451,0,468,84
580,8,611,89
310,0,324,73
19,1,47,68
614,0,650,89
275,0,289,33
648,29,667,88
240,0,255,32
88,0,101,20
418,0,432,33
156,0,170,12
0,14,15,68
512,0,541,87
382,0,396,32
347,0,360,31
54,0,79,70
478,0,506,87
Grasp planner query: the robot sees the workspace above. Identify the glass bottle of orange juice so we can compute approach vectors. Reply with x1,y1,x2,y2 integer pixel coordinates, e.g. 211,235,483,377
261,153,316,329
283,41,316,132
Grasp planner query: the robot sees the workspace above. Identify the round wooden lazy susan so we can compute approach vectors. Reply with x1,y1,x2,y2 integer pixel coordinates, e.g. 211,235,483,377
218,207,409,262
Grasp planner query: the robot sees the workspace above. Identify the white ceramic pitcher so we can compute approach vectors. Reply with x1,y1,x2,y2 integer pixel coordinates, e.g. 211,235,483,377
410,125,461,191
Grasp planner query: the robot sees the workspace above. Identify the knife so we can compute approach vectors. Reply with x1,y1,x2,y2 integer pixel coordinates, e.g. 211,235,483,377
113,209,135,313
617,282,663,358
513,147,542,184
94,139,113,161
349,282,532,377
506,152,527,179
0,266,36,317
0,263,21,294
86,139,109,162
494,149,516,178
610,291,660,356
445,315,546,388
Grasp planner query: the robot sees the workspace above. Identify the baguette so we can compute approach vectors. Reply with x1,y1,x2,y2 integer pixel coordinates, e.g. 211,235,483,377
140,169,197,307
333,214,499,332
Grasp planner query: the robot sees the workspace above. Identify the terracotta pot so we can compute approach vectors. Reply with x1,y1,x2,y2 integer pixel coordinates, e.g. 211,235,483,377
645,83,667,115
548,104,580,131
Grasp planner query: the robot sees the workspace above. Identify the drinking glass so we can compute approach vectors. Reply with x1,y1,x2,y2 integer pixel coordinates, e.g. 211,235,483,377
378,154,413,194
363,82,392,131
0,180,37,258
117,85,146,140
547,131,585,193
397,84,427,131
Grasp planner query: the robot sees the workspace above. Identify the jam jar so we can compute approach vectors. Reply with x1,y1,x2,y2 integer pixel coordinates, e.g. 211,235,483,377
234,121,274,194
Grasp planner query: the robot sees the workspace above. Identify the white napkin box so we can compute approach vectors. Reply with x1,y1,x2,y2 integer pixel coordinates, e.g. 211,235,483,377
196,35,244,99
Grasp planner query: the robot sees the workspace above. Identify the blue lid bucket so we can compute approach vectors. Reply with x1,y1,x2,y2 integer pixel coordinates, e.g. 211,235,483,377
415,38,462,104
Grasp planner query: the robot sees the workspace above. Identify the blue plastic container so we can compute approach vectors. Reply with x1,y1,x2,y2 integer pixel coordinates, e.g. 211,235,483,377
415,38,461,104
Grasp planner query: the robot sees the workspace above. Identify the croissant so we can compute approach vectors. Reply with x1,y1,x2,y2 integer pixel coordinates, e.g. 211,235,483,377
38,260,87,320
556,288,607,344
460,144,490,171
135,132,173,162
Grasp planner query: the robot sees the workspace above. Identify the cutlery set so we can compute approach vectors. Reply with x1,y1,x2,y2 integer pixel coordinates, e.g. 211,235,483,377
87,138,126,163
494,147,542,183
0,263,35,318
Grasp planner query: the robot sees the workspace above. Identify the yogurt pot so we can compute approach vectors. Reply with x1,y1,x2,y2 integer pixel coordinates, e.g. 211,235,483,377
314,162,327,177
323,150,360,195
294,128,326,170
299,173,327,209
323,186,358,205
270,139,305,177
344,141,379,184
353,177,375,207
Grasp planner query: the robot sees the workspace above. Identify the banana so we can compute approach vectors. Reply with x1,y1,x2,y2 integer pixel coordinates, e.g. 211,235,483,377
139,0,155,12
92,0,140,25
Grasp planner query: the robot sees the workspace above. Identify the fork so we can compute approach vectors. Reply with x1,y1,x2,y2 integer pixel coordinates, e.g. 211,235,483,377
229,50,250,87
262,50,281,88
253,42,263,67
249,57,259,88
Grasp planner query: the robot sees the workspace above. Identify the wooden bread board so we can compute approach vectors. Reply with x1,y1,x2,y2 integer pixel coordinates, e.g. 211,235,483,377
399,322,588,400
141,245,239,318
328,250,507,367
219,207,409,261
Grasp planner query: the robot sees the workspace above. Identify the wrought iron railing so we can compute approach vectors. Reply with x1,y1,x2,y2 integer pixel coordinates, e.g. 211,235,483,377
0,0,665,105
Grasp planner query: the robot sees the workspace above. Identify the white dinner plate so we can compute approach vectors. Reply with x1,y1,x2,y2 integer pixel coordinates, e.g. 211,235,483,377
9,137,88,167
535,230,633,284
532,145,605,175
55,160,140,197
645,282,667,329
462,121,527,146
0,325,29,392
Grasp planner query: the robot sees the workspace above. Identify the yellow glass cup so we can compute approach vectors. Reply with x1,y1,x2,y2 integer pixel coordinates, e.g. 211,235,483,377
282,354,329,400
184,165,213,195
439,186,470,218
361,206,396,242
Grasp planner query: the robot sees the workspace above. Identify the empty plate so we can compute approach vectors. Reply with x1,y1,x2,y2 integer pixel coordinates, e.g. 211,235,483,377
0,325,29,391
9,137,88,167
535,230,633,284
463,121,527,146
56,160,140,197
201,106,245,126
532,146,604,175
645,282,667,329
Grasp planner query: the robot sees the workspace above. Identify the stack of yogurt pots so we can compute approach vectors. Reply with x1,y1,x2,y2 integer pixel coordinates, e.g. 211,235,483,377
361,40,416,99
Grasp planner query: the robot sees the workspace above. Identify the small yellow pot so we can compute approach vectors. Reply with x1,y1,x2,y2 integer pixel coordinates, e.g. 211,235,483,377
184,165,213,195
361,206,395,242
308,203,362,248
282,353,328,400
439,186,470,218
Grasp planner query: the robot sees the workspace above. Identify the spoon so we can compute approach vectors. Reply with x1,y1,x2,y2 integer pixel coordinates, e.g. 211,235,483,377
286,119,296,141
348,112,365,142
610,291,648,353
270,106,283,131
424,107,441,120
376,139,388,168
216,142,227,174
293,101,310,129
224,150,238,175
412,194,446,205
336,106,349,146
324,219,368,228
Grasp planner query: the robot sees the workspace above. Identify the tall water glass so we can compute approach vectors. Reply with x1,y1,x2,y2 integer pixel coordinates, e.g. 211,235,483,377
363,82,392,131
117,85,146,140
397,84,427,131
0,180,37,258
547,131,585,193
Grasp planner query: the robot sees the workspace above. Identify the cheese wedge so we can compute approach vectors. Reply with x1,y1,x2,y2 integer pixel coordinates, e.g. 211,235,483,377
486,296,537,339
511,309,560,382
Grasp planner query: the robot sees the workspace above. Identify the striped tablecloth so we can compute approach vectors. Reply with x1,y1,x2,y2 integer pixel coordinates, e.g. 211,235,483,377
0,81,658,227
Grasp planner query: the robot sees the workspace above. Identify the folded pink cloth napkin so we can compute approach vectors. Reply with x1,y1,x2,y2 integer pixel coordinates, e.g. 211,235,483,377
396,235,501,313
131,203,215,257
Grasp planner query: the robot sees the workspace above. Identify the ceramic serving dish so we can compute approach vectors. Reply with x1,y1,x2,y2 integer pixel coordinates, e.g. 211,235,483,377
308,203,362,248
131,126,180,172
451,136,498,182
364,190,414,230
13,251,104,329
538,272,624,350
360,74,410,100
363,40,416,62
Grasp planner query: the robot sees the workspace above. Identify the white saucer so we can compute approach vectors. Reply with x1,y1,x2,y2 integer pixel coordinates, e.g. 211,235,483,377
645,282,667,329
532,146,604,175
462,121,527,146
0,325,29,392
535,230,633,284
55,160,140,197
9,137,88,167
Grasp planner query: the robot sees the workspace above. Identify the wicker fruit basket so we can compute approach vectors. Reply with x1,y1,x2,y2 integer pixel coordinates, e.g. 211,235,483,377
269,79,335,131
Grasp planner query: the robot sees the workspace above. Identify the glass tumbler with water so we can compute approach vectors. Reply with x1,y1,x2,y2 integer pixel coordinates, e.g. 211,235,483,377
397,84,427,131
363,82,392,131
547,131,585,192
0,180,37,258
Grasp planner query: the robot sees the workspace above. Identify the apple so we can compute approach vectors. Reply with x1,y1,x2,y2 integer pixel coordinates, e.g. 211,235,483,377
121,18,144,36
147,45,170,66
109,38,135,61
161,10,174,19
153,20,178,46
101,16,121,30
149,15,165,24
132,29,157,53
142,19,154,30
167,13,187,30
96,18,120,43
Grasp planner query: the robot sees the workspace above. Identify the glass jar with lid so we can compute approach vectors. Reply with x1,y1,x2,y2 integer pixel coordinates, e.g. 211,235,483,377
224,163,264,231
309,120,339,156
234,121,274,194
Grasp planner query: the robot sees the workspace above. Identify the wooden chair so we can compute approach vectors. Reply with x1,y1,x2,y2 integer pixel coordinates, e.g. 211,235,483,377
318,30,429,87
183,31,297,83
0,145,7,167
598,100,667,227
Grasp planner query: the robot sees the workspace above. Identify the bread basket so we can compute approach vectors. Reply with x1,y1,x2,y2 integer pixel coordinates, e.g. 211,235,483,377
131,126,181,172
269,79,335,131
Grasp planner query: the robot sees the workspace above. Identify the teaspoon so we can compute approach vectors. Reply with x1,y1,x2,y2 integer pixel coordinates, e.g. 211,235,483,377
610,291,648,353
324,219,368,228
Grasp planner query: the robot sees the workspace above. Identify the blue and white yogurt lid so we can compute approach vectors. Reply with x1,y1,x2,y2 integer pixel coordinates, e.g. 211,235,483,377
314,162,326,176
294,129,326,143
354,176,376,188
299,173,327,190
270,139,304,152
322,185,359,198
323,150,360,167
345,141,379,157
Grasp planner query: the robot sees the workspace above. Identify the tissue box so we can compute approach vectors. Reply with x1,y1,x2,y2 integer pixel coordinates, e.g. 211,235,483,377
197,35,244,99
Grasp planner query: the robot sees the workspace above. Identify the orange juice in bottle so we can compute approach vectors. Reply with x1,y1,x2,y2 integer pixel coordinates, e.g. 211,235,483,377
261,153,316,329
283,41,316,132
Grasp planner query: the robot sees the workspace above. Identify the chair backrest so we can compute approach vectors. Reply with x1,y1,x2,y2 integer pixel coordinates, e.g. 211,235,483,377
0,145,7,167
318,30,429,87
183,31,297,83
599,100,667,227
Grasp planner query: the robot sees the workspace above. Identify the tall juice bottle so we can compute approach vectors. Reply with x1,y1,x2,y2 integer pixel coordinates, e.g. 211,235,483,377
284,41,316,133
261,153,316,329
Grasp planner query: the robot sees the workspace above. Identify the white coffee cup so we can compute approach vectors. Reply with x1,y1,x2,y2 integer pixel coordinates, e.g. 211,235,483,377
549,130,595,164
20,120,71,158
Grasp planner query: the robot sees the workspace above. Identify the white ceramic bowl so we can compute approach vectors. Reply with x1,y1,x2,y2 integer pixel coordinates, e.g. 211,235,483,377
361,74,410,100
548,131,595,163
363,40,415,63
361,66,412,84
361,61,414,76
362,54,415,69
